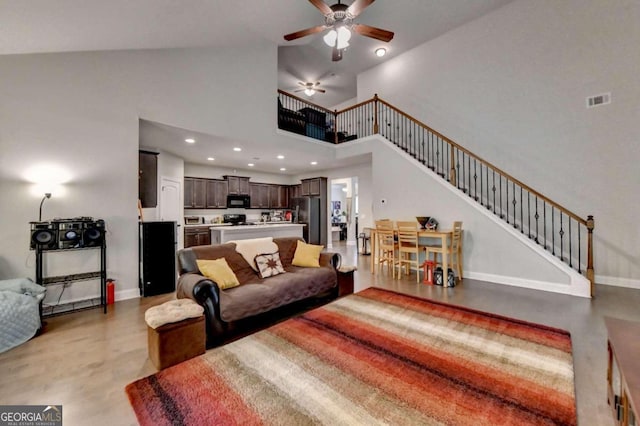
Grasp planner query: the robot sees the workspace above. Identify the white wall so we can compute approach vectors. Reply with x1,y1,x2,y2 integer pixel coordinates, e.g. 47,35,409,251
0,44,289,301
357,0,640,287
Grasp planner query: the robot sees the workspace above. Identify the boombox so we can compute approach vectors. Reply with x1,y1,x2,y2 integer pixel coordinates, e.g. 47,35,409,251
30,218,106,250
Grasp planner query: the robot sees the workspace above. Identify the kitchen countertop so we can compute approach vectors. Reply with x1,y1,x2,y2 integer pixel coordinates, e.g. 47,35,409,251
184,222,300,229
211,223,303,231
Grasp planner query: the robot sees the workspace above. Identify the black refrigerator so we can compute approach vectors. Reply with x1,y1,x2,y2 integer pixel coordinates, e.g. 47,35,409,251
291,197,325,246
139,221,177,296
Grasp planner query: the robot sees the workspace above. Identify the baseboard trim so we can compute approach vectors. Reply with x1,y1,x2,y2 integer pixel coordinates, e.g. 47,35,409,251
595,275,640,289
465,271,590,298
116,288,141,301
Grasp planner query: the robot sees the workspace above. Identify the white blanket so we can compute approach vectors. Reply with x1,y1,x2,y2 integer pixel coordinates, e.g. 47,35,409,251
0,278,46,353
230,237,278,272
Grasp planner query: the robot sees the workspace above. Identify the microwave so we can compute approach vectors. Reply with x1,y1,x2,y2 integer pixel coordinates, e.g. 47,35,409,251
227,194,250,208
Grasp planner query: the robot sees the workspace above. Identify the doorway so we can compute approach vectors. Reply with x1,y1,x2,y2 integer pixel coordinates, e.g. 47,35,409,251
330,177,357,249
159,177,182,248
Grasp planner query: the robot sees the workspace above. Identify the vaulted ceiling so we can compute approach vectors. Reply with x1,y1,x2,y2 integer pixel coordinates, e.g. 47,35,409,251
2,0,514,172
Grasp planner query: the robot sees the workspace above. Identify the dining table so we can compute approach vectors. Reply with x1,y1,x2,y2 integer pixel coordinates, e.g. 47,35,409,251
367,227,462,287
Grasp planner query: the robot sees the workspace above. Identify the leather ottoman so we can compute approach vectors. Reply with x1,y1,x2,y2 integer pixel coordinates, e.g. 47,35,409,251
145,299,205,370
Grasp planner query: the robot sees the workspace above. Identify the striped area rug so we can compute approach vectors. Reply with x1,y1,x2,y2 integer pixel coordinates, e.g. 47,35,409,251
126,288,576,425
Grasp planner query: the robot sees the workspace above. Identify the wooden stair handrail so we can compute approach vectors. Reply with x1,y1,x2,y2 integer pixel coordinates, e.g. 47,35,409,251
372,96,588,225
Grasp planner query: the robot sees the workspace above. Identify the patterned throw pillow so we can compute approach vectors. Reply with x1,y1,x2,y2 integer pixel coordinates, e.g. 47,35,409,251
254,252,286,279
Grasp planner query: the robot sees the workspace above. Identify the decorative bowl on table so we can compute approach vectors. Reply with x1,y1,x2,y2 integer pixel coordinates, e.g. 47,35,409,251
416,217,430,229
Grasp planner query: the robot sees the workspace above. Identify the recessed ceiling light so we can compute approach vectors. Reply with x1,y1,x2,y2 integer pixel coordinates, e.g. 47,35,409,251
375,48,386,57
280,168,286,171
233,147,242,152
277,155,284,159
185,138,195,143
248,163,254,167
310,161,318,165
207,157,214,161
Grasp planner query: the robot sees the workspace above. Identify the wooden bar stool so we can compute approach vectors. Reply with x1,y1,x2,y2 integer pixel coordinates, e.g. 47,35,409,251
425,221,463,281
396,221,421,283
375,220,397,278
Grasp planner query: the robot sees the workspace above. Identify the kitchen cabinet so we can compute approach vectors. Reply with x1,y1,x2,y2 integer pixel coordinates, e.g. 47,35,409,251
289,184,301,207
250,183,270,208
184,177,206,209
225,176,250,195
300,178,324,196
138,150,158,208
184,226,211,248
206,179,228,209
269,185,289,209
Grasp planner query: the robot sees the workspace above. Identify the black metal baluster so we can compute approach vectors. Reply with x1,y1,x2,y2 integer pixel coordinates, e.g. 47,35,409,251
492,170,496,213
527,192,531,238
559,213,564,261
543,201,547,249
552,206,555,255
534,196,539,242
569,219,572,267
512,182,517,228
578,225,582,273
520,186,523,233
506,178,510,223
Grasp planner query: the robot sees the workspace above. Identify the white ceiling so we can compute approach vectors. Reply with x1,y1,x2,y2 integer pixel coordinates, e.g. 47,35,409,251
2,0,513,173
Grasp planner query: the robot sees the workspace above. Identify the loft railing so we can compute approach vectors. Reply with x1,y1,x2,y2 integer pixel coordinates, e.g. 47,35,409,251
278,91,595,293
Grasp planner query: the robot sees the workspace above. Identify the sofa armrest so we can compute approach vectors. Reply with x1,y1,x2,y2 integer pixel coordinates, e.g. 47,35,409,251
177,273,220,305
320,252,342,269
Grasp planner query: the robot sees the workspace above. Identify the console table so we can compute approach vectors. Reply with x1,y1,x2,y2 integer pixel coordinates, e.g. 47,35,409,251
605,317,639,426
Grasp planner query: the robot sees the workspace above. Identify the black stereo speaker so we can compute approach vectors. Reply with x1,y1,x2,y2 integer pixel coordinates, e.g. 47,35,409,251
30,222,58,250
57,221,84,249
82,220,105,247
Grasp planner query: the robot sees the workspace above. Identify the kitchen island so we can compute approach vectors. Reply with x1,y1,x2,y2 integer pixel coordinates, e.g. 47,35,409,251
210,223,305,244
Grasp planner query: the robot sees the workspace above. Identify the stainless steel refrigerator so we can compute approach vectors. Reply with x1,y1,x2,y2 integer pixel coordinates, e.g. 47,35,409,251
291,197,325,245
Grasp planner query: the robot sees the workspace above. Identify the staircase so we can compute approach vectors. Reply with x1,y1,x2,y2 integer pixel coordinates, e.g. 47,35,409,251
278,91,595,295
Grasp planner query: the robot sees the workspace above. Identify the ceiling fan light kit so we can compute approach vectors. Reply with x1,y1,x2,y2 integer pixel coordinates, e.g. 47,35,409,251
284,0,394,62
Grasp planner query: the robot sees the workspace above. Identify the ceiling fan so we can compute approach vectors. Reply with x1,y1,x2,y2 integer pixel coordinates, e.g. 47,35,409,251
284,0,394,62
295,82,326,96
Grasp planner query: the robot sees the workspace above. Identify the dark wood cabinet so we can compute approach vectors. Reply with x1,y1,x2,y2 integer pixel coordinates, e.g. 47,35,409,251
301,178,322,196
184,226,211,248
269,185,289,208
184,177,206,209
226,176,250,195
250,183,270,208
206,179,228,209
138,151,158,208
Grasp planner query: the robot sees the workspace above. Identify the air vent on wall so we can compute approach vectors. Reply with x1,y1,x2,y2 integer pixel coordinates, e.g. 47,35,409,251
586,92,611,108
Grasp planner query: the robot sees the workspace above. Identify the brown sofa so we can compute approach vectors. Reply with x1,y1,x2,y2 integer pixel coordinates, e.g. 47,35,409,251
176,237,340,347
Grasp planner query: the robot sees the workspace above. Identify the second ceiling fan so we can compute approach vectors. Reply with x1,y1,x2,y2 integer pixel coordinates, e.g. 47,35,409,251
284,0,394,62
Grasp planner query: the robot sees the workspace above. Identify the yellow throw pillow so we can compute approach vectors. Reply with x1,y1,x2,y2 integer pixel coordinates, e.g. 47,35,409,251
196,258,240,290
292,240,324,268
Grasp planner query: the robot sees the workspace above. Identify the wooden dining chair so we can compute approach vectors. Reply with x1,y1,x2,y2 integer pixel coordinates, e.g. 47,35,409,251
375,220,397,278
425,221,463,281
396,221,421,283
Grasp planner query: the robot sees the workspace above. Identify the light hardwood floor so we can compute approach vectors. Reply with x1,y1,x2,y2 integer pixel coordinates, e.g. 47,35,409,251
1,242,638,425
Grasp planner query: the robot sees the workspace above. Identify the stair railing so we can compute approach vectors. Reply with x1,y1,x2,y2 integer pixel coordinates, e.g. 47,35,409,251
278,91,594,293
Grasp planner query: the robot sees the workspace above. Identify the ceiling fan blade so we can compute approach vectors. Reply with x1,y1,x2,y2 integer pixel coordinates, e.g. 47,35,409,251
352,23,394,42
347,0,374,17
332,45,343,62
308,0,332,15
284,25,326,41
315,88,327,93
298,82,307,87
